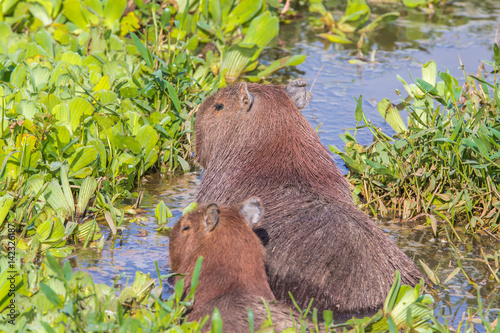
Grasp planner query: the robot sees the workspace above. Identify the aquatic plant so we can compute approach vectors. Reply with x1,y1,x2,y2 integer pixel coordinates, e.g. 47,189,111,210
2,249,497,332
331,44,500,235
310,0,399,46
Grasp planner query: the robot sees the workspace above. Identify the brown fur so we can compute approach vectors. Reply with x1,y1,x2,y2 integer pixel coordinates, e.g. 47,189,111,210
169,201,313,332
194,82,423,317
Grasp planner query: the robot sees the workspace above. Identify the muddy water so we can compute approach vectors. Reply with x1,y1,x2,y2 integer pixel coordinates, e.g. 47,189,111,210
68,0,500,329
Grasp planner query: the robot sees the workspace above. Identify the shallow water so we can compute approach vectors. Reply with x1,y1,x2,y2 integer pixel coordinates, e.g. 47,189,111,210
68,0,500,329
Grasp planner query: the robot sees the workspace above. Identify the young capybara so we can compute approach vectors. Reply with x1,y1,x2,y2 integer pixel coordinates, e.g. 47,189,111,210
194,79,423,317
169,197,312,332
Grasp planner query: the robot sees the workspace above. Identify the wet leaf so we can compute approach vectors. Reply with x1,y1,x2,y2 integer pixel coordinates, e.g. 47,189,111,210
319,33,353,44
419,260,439,285
443,267,461,284
75,219,102,242
182,202,198,216
360,12,399,33
155,201,172,225
76,177,97,217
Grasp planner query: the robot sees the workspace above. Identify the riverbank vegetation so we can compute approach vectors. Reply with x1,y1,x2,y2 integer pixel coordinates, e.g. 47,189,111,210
331,44,500,238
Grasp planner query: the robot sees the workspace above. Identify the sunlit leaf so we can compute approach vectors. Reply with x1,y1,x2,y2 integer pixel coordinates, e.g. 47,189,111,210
225,0,262,33
319,33,353,44
0,194,14,228
103,0,126,31
63,0,88,30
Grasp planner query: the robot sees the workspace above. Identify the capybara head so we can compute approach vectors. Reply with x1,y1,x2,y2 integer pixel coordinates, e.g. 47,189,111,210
194,80,350,203
169,197,274,303
194,80,311,169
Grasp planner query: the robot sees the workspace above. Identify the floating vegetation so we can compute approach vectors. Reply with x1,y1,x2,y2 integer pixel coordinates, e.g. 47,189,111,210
309,0,399,47
331,44,500,235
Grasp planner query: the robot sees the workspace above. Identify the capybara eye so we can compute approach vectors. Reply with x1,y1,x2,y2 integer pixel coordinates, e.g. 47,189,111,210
182,225,190,231
214,103,224,111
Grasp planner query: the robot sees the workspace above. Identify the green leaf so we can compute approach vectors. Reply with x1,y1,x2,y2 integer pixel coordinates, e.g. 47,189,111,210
63,0,88,30
422,60,437,87
0,194,14,228
130,32,153,69
339,0,370,32
44,179,73,217
67,146,98,177
0,22,11,45
155,201,172,225
360,12,399,33
166,82,181,113
402,0,429,8
60,51,82,66
68,97,93,132
255,55,306,78
354,95,363,122
182,202,198,216
377,98,407,134
187,256,203,299
221,43,259,82
44,250,65,279
40,283,63,308
28,2,52,26
242,11,278,55
35,30,54,58
384,270,401,313
225,0,262,33
211,308,223,333
177,155,190,173
319,33,353,44
75,219,102,242
76,177,97,217
103,0,126,30
60,162,75,219
419,260,439,284
10,63,27,88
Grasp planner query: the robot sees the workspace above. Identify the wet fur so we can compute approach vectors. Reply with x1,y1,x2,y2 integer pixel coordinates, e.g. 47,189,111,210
169,203,312,332
194,83,423,316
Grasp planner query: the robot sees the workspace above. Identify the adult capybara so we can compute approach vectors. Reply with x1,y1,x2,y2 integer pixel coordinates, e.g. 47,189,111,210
169,197,312,332
194,79,423,317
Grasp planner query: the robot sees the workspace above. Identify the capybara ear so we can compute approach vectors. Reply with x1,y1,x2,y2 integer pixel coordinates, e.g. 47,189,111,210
203,203,220,233
239,82,254,112
239,197,263,227
284,78,310,110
